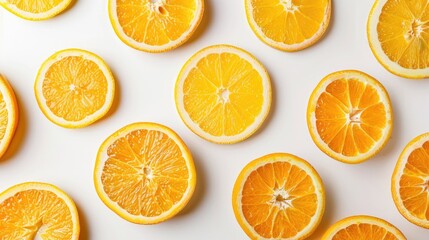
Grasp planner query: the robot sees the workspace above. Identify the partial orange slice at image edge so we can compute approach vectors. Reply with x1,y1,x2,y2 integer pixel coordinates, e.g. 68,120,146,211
245,0,331,51
392,132,429,228
322,215,406,240
368,0,429,79
0,0,73,20
0,182,80,240
109,0,204,52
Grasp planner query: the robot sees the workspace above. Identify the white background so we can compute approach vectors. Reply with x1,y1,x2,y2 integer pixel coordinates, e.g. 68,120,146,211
0,0,429,239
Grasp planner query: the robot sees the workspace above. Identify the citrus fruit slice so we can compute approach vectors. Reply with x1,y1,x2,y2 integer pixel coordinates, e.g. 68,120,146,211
35,49,115,128
94,122,196,224
245,0,331,51
307,70,393,163
322,215,406,240
175,44,271,144
368,0,429,79
392,132,429,228
0,0,72,20
0,182,79,240
0,75,18,159
109,0,204,53
232,153,325,239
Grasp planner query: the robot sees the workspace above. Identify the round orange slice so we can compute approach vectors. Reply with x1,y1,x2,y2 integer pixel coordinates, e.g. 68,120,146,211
322,215,406,240
94,122,196,224
232,153,325,239
245,0,331,51
368,0,429,79
109,0,204,53
307,70,393,163
175,44,272,144
0,0,73,20
34,49,115,128
0,182,80,240
0,74,18,159
392,132,429,228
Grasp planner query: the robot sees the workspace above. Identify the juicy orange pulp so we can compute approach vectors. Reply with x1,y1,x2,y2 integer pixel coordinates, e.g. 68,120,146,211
250,0,329,44
116,0,198,45
0,91,9,141
183,52,263,137
377,0,429,69
241,161,319,238
43,56,108,122
101,129,190,217
0,189,74,239
315,78,387,157
398,140,429,221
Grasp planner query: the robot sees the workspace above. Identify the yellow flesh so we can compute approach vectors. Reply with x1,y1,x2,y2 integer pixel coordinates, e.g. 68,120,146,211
101,129,189,217
0,91,8,141
330,223,400,240
183,52,263,136
4,0,64,13
377,0,429,69
0,190,73,239
315,78,387,157
241,162,318,238
116,0,197,45
250,0,329,44
399,140,429,221
42,56,108,122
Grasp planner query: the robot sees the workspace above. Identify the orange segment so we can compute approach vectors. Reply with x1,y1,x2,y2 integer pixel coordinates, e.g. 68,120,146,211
0,0,73,20
175,45,271,144
232,153,325,239
368,0,429,78
322,215,406,240
109,0,204,52
94,122,196,224
0,75,18,159
307,70,392,163
245,0,331,51
392,133,429,228
34,49,115,128
0,182,79,240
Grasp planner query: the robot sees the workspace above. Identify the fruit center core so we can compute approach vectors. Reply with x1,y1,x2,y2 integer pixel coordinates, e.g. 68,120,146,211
25,220,46,240
348,109,362,124
281,0,298,11
150,0,166,15
270,188,292,210
218,88,230,103
139,166,153,180
406,20,425,39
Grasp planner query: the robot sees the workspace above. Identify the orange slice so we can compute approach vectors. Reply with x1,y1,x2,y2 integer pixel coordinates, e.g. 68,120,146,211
307,70,393,163
245,0,331,51
232,153,325,239
392,132,429,228
368,0,429,79
94,122,196,224
0,182,80,240
175,44,271,144
0,0,72,20
0,75,18,159
34,49,115,128
109,0,204,52
322,215,406,240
